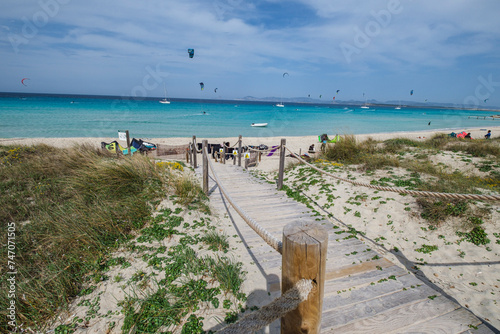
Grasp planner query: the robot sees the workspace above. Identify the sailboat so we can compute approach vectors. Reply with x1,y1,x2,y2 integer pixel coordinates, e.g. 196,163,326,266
276,94,284,107
361,93,369,109
159,83,170,104
395,101,401,110
276,72,288,107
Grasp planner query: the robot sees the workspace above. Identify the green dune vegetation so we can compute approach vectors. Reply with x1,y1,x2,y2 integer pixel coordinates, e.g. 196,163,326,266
0,144,246,333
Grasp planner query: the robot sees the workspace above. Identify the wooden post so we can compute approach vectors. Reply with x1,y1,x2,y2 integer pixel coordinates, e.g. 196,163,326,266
189,143,193,166
238,135,242,167
245,155,249,169
125,130,131,156
281,222,328,334
223,145,226,165
192,136,197,169
259,151,262,162
202,140,208,195
277,138,286,190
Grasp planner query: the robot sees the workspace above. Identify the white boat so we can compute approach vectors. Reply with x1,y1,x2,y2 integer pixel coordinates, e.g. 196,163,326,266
159,83,170,104
276,103,284,107
251,123,268,127
361,93,369,108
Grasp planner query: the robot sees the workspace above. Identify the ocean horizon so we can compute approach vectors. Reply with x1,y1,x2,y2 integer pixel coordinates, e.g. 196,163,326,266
1,93,498,139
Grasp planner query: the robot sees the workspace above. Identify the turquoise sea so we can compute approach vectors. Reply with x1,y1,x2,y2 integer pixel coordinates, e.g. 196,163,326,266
0,93,498,139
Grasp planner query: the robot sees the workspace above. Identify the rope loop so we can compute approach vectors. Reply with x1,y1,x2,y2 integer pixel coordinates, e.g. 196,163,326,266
218,279,313,333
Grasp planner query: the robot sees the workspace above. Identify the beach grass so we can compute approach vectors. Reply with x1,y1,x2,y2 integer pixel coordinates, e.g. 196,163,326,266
0,144,211,331
323,134,500,193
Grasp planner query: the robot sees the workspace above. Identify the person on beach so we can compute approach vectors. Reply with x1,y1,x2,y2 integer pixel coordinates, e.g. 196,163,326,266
465,132,471,139
485,130,491,139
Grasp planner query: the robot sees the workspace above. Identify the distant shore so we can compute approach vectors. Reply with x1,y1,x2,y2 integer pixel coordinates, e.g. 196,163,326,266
2,92,500,113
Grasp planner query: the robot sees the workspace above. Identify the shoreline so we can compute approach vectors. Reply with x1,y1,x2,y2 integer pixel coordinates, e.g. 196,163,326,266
1,127,498,153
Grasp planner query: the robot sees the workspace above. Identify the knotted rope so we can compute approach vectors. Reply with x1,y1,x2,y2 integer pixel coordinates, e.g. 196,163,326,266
285,146,500,201
204,147,283,253
218,279,313,333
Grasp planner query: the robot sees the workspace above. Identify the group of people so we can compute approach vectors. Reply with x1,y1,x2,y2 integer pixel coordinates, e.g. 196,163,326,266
469,130,492,139
450,130,492,140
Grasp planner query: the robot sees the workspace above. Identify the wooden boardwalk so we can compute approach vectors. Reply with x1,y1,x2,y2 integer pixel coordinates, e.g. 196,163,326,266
196,161,495,333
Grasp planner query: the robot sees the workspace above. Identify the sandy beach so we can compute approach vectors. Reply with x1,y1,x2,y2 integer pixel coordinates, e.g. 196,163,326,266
1,126,499,153
2,126,499,332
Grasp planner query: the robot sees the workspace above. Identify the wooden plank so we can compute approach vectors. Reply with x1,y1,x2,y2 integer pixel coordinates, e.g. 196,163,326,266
324,258,396,281
395,307,485,334
323,273,433,311
322,295,459,333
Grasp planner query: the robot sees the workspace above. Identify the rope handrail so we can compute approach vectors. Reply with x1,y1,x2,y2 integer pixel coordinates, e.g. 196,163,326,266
247,145,280,153
217,279,313,333
284,146,500,201
204,146,283,253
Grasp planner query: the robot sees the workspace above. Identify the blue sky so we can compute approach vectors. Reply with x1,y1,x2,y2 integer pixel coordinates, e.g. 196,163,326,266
1,0,500,107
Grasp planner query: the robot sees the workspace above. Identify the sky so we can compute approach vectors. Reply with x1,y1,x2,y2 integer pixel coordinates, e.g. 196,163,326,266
1,0,500,107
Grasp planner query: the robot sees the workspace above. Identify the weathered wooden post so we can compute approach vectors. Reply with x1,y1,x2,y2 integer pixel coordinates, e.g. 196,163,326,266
185,147,189,163
189,143,193,166
281,222,328,334
223,144,226,165
258,151,262,162
277,138,286,190
192,136,197,169
202,140,208,195
238,135,242,167
125,130,131,156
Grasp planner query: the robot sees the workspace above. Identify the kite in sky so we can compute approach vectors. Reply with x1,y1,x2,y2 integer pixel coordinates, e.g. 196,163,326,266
410,89,414,95
283,72,289,77
199,82,204,90
21,78,30,86
214,88,218,93
336,90,340,94
188,49,194,58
